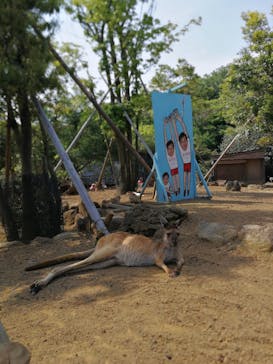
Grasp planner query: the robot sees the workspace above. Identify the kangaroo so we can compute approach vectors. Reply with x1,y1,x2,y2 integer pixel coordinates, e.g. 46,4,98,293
28,223,184,295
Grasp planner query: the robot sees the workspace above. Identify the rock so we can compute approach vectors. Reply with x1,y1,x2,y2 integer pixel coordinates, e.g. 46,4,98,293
63,208,77,226
263,182,273,189
75,214,90,232
52,232,81,242
225,181,234,191
70,203,79,209
108,216,124,232
169,206,188,219
128,192,141,204
121,205,188,236
198,222,238,244
0,322,30,363
208,181,218,186
247,184,263,190
0,241,22,250
238,224,273,253
110,196,121,204
231,180,241,191
31,236,52,244
0,342,31,364
62,201,69,212
225,180,241,191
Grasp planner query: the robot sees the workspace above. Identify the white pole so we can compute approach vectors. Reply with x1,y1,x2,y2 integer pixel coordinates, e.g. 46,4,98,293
203,133,241,181
54,85,113,171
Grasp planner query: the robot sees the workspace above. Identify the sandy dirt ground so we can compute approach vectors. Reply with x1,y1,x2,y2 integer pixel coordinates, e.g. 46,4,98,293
1,186,273,364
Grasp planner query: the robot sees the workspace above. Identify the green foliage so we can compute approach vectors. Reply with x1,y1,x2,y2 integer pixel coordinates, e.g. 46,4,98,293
45,91,107,170
220,125,265,154
0,0,63,97
139,124,155,152
218,9,273,140
0,0,65,241
64,0,201,191
151,8,273,160
0,0,67,180
2,0,272,202
68,0,200,99
0,107,6,171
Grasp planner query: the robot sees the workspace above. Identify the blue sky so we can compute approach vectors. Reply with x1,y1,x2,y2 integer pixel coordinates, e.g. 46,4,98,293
57,0,273,88
153,0,272,75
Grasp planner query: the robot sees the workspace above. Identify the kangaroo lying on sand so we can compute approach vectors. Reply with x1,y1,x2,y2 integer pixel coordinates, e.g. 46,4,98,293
27,222,184,295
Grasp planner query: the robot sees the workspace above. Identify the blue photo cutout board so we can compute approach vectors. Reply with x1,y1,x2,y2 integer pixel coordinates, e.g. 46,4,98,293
152,91,197,202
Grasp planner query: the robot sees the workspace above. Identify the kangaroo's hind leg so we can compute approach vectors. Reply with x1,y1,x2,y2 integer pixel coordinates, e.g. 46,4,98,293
30,246,118,295
85,258,118,270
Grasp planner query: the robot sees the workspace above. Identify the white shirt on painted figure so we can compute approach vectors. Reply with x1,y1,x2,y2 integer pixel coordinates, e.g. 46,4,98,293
167,151,178,169
179,142,191,163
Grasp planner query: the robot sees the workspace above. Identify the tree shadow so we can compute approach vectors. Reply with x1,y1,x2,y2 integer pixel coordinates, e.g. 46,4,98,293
0,235,256,308
1,187,272,306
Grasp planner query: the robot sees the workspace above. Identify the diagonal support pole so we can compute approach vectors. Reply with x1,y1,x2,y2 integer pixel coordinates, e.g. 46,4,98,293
33,96,109,236
195,158,212,198
33,27,151,174
54,81,116,171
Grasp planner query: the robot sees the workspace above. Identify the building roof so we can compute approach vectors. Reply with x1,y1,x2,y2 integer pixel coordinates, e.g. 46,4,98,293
217,150,265,162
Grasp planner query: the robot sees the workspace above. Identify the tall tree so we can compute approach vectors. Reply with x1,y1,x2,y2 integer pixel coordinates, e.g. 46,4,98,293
218,8,273,145
67,0,201,192
0,0,63,241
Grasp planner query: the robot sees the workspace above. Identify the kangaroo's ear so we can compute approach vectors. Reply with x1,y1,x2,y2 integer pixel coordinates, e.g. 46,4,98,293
159,215,168,227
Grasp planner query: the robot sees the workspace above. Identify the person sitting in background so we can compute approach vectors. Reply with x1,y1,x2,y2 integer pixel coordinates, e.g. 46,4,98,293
89,183,97,191
137,177,144,192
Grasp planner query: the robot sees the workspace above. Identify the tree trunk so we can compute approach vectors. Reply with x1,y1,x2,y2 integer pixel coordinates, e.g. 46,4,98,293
116,138,130,193
39,121,62,237
17,90,37,242
5,115,11,189
0,184,19,241
108,28,122,102
100,25,116,104
118,31,130,101
6,95,21,149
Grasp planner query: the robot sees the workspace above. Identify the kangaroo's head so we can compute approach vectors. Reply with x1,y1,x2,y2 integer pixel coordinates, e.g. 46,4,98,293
159,215,180,247
163,225,180,247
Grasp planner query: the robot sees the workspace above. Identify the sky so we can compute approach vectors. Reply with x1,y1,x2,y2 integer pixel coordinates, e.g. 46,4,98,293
56,0,273,89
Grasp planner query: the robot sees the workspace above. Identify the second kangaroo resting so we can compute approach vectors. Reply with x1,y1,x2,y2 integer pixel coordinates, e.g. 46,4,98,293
27,222,184,295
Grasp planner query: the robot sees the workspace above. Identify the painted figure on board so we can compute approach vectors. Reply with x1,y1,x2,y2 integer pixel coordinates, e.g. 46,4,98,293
172,109,191,196
163,117,180,195
162,172,172,201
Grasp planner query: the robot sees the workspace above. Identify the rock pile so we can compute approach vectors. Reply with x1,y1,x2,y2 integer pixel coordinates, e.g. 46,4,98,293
119,204,188,236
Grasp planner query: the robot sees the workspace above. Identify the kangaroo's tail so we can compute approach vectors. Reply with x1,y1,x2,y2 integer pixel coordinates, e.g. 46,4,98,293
25,248,94,271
